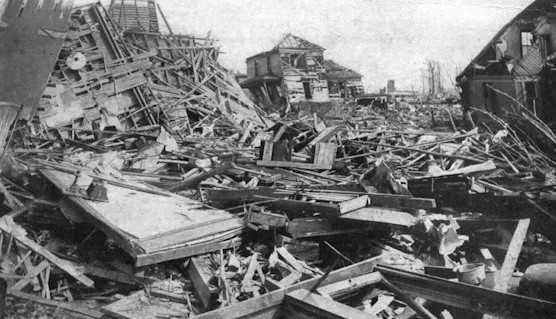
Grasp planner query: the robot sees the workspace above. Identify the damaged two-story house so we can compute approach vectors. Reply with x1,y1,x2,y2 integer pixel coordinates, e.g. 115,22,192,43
456,0,556,126
241,34,364,111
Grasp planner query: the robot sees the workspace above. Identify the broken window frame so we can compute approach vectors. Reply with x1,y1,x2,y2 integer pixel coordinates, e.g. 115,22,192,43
520,31,534,57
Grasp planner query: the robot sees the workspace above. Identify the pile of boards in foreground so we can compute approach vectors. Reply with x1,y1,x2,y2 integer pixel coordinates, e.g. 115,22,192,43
2,1,556,319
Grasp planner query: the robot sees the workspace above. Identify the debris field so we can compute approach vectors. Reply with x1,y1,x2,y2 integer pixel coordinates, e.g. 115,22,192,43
1,1,556,319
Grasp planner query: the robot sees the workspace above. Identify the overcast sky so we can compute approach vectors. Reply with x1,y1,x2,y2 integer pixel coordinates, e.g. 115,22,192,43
81,0,533,92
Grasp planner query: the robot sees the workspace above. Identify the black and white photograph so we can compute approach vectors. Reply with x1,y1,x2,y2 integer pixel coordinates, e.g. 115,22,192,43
0,0,556,318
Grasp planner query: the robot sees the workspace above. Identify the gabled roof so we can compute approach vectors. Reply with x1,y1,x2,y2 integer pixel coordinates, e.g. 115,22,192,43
456,0,552,81
273,33,324,51
246,33,324,61
324,60,362,80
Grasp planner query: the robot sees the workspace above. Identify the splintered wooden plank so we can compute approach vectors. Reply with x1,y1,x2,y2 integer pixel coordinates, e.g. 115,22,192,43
276,247,304,273
340,207,417,227
287,218,372,239
242,253,260,288
338,195,369,214
377,264,556,319
134,237,241,267
166,162,233,192
137,217,244,253
83,265,155,286
317,272,382,299
366,193,436,209
188,256,219,309
207,188,280,201
313,143,336,168
249,211,287,228
0,217,94,287
256,160,333,170
492,218,530,292
194,254,390,319
284,289,379,319
9,289,103,318
101,290,190,319
307,126,344,147
266,199,341,217
483,219,530,319
11,260,50,291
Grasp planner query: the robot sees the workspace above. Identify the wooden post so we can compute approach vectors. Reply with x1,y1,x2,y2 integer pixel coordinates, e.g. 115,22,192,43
0,278,5,319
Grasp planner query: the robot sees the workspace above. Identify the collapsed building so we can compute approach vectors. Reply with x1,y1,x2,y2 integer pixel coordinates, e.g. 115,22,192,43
1,1,556,319
241,33,364,111
456,0,556,126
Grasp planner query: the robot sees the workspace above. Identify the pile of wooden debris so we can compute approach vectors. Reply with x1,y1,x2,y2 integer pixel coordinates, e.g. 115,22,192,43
1,1,556,319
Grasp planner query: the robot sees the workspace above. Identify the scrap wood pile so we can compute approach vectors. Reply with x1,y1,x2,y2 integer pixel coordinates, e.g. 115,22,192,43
1,2,556,319
2,95,556,318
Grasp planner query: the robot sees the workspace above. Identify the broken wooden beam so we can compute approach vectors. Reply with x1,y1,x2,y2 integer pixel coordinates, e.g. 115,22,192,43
188,256,219,309
366,192,436,209
376,264,556,319
83,265,155,286
316,271,382,299
0,217,94,287
194,254,391,319
287,217,373,239
8,289,103,318
166,162,232,192
134,237,241,267
284,288,379,319
248,211,287,228
341,207,417,227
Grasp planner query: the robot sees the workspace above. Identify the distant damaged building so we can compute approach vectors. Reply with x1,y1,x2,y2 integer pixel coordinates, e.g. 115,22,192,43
241,34,364,110
456,0,556,125
324,60,364,99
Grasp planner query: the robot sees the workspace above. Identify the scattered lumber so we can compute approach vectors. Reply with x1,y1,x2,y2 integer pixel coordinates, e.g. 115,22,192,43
377,264,556,319
1,1,555,318
284,288,379,319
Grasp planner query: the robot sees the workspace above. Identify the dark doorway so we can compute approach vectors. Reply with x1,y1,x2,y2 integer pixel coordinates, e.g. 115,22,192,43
303,82,312,99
